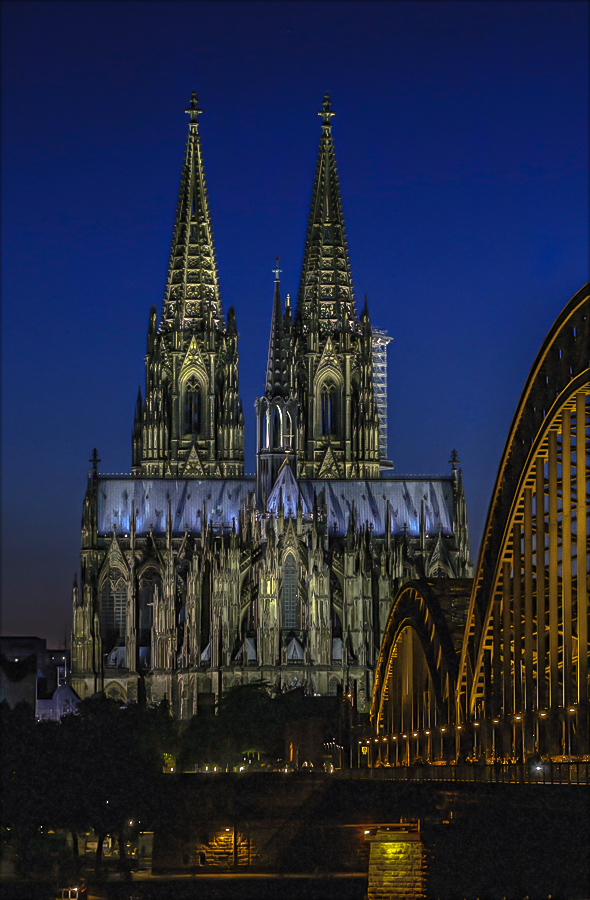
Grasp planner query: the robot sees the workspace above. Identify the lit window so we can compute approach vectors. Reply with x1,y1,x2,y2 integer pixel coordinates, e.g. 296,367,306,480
282,554,299,629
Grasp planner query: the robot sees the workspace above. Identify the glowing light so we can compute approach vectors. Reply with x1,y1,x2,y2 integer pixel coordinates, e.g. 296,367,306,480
364,830,370,834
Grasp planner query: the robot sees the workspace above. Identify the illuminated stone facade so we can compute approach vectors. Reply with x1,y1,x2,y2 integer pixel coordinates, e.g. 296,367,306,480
71,94,472,717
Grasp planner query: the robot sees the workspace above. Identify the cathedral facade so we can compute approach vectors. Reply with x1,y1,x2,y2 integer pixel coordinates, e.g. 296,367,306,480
71,94,472,718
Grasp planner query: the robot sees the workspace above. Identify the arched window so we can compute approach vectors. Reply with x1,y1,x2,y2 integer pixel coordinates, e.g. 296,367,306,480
138,570,160,668
184,377,201,435
282,553,299,630
100,573,127,650
284,410,293,449
321,384,336,436
272,406,282,448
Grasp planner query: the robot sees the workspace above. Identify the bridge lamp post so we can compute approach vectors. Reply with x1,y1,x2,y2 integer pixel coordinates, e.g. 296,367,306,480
473,721,480,760
566,707,576,759
425,729,431,763
440,727,446,761
402,734,408,765
492,719,499,761
455,725,462,764
514,714,524,763
537,710,548,756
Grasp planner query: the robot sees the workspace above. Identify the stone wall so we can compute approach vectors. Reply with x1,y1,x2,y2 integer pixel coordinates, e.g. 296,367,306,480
366,827,425,900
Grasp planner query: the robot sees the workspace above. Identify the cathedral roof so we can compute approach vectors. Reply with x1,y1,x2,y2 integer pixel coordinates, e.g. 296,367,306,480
160,93,222,332
297,94,356,326
300,478,455,538
97,478,255,536
96,475,454,539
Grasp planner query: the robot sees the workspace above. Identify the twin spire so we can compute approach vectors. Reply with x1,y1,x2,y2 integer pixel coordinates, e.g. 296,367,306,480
297,92,356,326
160,92,357,336
160,92,222,331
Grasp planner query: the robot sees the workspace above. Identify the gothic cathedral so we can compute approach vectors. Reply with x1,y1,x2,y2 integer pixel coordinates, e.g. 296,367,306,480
71,94,472,717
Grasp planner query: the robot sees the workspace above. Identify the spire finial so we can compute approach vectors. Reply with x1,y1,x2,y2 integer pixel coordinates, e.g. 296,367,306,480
89,448,101,475
273,256,282,282
318,92,335,129
449,449,459,471
185,91,202,125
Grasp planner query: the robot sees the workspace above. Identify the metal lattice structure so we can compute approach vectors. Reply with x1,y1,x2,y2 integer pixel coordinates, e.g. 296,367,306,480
370,579,472,765
372,329,393,465
457,284,589,760
370,284,590,762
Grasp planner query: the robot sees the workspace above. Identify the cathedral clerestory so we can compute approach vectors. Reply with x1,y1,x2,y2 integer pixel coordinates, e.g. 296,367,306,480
71,93,472,717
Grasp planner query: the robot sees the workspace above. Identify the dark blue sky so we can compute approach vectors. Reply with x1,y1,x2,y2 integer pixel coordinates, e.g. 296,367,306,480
2,1,588,646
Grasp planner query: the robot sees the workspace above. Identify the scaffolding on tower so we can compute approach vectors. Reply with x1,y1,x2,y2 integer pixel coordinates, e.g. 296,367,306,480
371,328,393,470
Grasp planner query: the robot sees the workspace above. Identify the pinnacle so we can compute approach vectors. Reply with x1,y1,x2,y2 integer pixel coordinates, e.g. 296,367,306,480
160,94,222,332
297,95,356,328
265,261,286,398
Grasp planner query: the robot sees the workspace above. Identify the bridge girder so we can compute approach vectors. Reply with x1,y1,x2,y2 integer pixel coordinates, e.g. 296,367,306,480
370,578,472,763
457,284,589,759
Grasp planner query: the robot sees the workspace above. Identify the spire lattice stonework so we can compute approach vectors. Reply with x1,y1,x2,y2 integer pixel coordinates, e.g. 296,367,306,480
161,94,222,331
265,258,286,398
297,94,356,328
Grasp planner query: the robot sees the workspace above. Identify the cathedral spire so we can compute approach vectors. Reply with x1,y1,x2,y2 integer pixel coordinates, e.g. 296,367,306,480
297,93,356,326
265,258,285,398
160,92,222,332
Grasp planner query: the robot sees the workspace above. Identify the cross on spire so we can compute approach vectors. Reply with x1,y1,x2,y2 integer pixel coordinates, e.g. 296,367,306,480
318,92,335,128
89,448,101,475
185,91,202,125
449,449,460,470
273,256,282,281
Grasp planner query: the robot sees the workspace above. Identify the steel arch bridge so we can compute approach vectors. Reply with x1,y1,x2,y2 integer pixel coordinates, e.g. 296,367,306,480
370,579,472,765
370,284,589,764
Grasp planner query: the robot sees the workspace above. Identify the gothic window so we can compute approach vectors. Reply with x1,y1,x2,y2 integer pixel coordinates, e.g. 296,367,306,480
321,383,337,436
284,410,293,449
282,553,299,630
138,571,160,642
100,573,127,651
184,377,201,435
272,406,282,448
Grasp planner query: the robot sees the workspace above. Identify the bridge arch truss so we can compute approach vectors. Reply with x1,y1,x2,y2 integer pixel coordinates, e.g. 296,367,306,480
369,579,472,765
457,285,589,760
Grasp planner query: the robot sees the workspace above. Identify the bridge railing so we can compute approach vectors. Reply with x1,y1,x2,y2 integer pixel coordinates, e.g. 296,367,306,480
337,762,589,785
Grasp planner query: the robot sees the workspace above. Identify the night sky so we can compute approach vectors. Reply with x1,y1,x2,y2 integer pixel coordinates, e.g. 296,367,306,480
2,1,588,647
